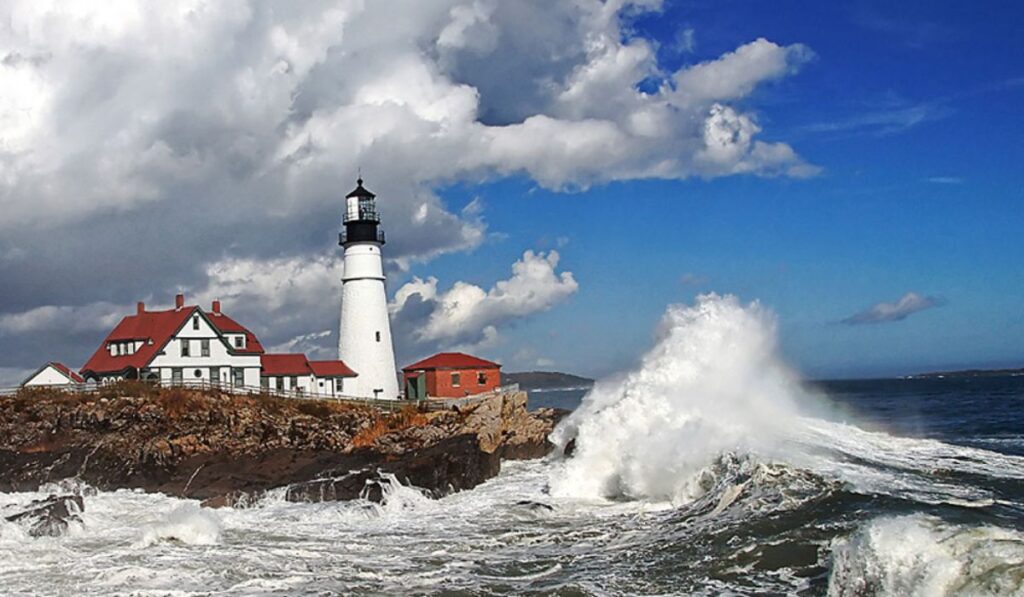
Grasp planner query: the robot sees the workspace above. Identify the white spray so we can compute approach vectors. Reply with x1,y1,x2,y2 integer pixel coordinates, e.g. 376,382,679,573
550,294,811,504
549,293,1024,506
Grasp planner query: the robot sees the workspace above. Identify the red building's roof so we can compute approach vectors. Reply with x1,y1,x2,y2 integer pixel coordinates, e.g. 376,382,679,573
402,352,500,372
80,303,266,378
206,311,265,354
50,362,85,383
260,353,312,376
81,307,195,376
309,360,358,378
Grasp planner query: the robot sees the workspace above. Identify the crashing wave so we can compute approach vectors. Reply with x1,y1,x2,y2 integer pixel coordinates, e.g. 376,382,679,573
829,514,1024,596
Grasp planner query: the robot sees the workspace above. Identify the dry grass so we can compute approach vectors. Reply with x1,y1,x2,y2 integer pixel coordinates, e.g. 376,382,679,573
350,404,429,448
155,387,209,418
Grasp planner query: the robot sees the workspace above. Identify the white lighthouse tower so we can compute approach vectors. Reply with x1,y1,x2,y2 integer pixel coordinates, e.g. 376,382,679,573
337,178,399,400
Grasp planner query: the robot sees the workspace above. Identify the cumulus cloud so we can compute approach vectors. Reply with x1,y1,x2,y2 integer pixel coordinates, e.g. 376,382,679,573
0,0,816,371
390,250,578,356
841,292,947,325
1,2,815,231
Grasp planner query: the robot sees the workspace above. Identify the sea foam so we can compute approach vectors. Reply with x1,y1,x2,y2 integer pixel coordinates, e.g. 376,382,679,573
549,293,1024,506
550,293,810,504
135,504,222,547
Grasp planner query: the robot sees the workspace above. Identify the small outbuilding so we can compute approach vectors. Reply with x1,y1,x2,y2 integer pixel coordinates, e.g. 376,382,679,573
21,362,84,388
402,352,501,400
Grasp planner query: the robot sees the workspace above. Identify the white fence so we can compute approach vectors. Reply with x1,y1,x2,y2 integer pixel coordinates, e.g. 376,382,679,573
1,379,409,411
0,380,521,412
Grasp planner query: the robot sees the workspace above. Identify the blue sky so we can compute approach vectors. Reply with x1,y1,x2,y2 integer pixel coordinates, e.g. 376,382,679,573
0,0,1021,383
396,1,1024,378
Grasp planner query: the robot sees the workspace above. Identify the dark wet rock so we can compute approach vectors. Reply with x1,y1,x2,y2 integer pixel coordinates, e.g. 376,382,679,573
5,494,84,537
515,500,554,511
563,438,577,458
0,387,562,506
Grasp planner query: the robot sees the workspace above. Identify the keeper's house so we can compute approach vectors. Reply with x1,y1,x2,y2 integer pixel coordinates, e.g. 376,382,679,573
76,294,358,397
80,294,265,386
21,362,84,387
402,352,501,400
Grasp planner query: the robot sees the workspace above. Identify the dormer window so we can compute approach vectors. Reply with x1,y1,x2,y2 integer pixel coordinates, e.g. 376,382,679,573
234,336,243,348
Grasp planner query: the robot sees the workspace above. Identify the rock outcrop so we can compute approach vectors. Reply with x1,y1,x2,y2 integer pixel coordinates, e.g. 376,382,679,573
0,384,567,505
4,494,84,537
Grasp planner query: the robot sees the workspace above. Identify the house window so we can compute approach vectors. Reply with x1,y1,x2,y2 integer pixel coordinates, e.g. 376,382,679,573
192,315,200,330
234,336,243,348
477,372,487,385
201,339,210,357
194,369,202,379
181,340,190,357
260,376,269,390
277,376,284,390
233,368,244,387
451,372,461,387
171,368,183,384
290,376,298,390
211,367,220,385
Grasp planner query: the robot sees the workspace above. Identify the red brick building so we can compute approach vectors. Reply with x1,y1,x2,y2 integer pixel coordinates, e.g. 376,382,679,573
402,352,501,399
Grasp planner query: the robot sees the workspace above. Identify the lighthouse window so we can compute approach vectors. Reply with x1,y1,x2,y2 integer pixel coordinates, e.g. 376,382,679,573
451,373,461,387
375,331,381,342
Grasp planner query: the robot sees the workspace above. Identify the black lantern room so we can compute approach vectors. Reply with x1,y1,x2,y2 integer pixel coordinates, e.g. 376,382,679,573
340,178,385,246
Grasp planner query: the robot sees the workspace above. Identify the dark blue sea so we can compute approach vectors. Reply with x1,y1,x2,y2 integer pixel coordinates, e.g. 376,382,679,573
4,374,1024,595
530,375,1024,456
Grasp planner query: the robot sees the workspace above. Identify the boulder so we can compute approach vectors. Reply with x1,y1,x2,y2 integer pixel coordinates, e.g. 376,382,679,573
5,494,84,537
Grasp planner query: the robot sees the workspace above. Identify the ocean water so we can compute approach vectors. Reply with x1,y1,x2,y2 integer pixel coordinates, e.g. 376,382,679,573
3,295,1024,596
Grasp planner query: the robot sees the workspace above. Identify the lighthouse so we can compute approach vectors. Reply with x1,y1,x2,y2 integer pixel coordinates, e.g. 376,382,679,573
337,178,400,400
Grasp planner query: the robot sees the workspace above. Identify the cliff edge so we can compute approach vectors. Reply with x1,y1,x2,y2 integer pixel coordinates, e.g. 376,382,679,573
0,384,566,506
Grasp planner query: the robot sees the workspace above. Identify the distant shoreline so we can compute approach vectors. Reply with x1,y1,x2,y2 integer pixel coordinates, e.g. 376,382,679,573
905,368,1024,380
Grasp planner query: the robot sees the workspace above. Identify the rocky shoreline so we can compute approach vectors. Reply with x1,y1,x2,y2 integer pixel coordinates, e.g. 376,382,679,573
0,383,567,507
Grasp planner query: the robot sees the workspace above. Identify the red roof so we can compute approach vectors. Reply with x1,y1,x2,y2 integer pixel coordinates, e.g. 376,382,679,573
50,362,85,383
80,303,267,378
402,352,500,371
260,353,312,376
206,311,265,354
81,307,195,376
309,360,358,378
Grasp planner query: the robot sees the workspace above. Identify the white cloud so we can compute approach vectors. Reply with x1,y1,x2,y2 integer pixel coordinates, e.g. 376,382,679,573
0,302,126,336
673,38,814,105
1,1,817,235
391,250,578,351
0,1,819,373
269,329,334,359
679,272,708,287
841,292,947,325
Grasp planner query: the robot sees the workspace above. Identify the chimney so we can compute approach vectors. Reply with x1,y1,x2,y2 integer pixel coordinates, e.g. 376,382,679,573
212,300,221,315
175,293,185,310
136,301,145,315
